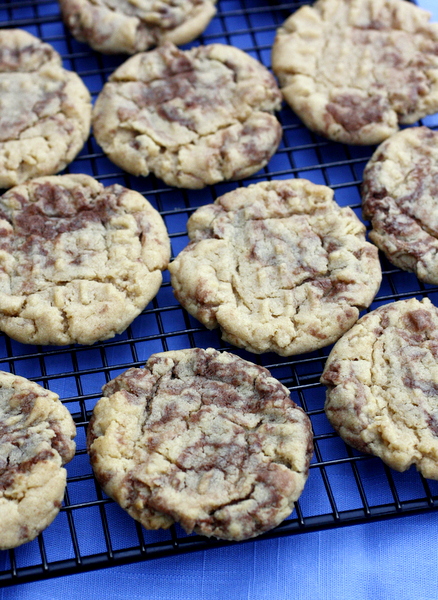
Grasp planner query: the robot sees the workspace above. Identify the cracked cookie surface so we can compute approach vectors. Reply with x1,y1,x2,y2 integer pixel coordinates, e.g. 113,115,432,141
0,173,170,346
87,347,313,541
271,0,438,145
362,126,438,284
321,298,438,479
59,0,217,55
169,179,382,356
0,29,91,189
0,371,76,549
92,42,282,189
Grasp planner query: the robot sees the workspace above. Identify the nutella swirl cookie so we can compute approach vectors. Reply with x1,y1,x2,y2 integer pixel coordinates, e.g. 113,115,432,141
362,126,438,284
322,298,438,479
87,347,313,541
0,174,170,346
59,0,217,55
272,0,438,145
92,42,282,189
169,179,382,356
0,29,91,189
0,371,76,549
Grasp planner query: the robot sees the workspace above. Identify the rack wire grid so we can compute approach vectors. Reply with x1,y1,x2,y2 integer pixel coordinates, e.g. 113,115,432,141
0,0,437,587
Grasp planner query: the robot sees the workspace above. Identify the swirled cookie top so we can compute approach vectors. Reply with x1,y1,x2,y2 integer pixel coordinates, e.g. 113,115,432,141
0,371,76,549
272,0,438,145
59,0,217,54
169,179,382,355
93,42,282,189
0,174,170,346
362,126,438,284
322,297,438,479
0,29,91,188
88,348,313,541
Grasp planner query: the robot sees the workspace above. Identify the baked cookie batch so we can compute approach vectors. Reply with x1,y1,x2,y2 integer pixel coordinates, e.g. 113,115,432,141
2,0,438,548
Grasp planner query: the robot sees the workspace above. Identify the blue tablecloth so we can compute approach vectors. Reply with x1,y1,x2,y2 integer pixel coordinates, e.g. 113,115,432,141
1,1,438,598
2,513,438,600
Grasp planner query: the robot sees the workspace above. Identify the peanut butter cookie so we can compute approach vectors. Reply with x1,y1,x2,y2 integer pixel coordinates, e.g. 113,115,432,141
92,42,282,189
59,0,217,55
272,0,438,145
87,347,313,541
169,179,382,356
322,298,438,479
0,371,76,549
362,126,438,284
0,174,170,345
0,29,91,188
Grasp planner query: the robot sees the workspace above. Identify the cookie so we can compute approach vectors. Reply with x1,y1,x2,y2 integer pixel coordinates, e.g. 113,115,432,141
0,29,91,189
0,174,170,346
0,371,76,549
92,42,282,189
362,126,438,284
87,347,313,541
59,0,217,55
271,0,438,145
168,179,382,356
321,297,438,479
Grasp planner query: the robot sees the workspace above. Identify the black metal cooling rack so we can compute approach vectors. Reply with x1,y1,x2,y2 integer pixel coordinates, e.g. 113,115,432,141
0,0,438,587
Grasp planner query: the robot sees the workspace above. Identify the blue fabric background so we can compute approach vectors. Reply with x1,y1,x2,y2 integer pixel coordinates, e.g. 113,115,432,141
2,513,438,600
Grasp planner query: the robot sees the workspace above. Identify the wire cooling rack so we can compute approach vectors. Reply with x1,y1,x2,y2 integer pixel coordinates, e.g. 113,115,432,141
0,0,438,587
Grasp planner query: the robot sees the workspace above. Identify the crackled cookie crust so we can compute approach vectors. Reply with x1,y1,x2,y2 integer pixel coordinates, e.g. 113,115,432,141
0,29,91,189
87,347,313,541
0,174,170,346
92,42,282,189
272,0,438,145
0,371,76,549
362,126,438,284
169,179,382,356
59,0,217,55
322,298,438,479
